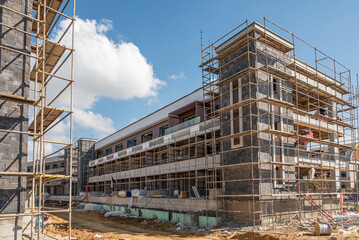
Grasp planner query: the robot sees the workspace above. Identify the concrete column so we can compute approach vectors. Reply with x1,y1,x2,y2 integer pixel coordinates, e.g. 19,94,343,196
0,0,32,239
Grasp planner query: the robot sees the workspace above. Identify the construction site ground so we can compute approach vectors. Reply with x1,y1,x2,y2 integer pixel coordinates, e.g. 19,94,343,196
42,209,359,240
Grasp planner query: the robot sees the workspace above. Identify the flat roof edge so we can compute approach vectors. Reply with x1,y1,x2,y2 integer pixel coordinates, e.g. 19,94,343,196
95,87,204,149
216,22,293,54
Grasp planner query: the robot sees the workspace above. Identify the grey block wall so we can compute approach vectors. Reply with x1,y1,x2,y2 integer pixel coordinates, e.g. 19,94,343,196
77,139,96,193
221,72,260,197
218,30,296,224
0,0,32,238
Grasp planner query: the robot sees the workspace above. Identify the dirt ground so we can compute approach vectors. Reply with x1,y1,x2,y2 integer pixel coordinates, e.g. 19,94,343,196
44,210,355,240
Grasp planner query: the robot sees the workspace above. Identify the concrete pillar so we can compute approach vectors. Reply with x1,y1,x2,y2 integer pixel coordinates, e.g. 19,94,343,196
0,0,32,239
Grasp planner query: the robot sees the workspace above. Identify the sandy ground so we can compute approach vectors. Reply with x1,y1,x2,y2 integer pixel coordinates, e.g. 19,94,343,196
43,210,356,240
45,210,209,240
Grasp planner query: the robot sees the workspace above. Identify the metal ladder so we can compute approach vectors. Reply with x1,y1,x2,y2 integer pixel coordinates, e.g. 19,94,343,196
296,187,339,228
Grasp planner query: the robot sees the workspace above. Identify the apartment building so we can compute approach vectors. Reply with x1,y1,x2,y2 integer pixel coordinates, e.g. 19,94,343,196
87,21,359,226
88,89,209,195
27,155,69,195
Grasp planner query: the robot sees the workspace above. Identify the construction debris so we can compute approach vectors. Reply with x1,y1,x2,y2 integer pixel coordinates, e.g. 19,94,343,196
104,211,128,217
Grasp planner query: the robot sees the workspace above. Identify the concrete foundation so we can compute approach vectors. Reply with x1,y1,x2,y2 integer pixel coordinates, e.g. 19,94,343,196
48,195,340,227
82,202,222,228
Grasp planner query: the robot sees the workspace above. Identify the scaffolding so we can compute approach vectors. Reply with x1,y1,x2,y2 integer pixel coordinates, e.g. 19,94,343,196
0,0,75,239
201,18,359,225
85,18,359,228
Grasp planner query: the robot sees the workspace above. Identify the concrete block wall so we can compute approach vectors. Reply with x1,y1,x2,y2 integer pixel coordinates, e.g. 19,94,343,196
224,200,261,225
217,30,298,224
77,139,96,193
0,0,32,238
219,38,256,84
255,41,295,198
219,39,260,197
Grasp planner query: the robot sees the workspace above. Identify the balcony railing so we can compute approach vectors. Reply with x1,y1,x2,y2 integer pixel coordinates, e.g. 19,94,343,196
89,117,220,168
45,167,65,174
165,116,201,135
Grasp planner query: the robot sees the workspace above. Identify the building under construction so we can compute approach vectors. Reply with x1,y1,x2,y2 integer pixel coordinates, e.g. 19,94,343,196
0,0,358,235
87,20,359,227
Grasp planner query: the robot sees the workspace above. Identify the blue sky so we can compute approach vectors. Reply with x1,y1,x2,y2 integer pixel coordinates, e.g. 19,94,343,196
64,0,359,141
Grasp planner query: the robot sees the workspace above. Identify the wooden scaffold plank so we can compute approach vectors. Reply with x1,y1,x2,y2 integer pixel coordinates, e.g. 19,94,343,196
32,0,64,35
28,106,65,133
0,93,37,105
30,40,66,83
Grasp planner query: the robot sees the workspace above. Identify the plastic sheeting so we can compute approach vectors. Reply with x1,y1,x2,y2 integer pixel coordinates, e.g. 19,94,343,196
104,211,128,217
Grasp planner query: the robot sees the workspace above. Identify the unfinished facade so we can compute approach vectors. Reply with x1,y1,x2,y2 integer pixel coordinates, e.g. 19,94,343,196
0,0,32,238
88,89,207,194
76,138,96,194
0,0,75,239
88,20,359,227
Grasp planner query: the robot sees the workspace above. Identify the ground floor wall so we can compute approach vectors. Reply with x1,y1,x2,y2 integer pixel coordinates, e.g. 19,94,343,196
48,195,220,213
46,195,342,227
43,180,77,196
224,197,341,226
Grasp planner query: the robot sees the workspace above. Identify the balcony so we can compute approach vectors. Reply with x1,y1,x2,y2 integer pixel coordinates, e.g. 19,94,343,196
294,113,344,136
89,118,220,168
89,154,221,183
297,154,348,169
45,167,65,174
165,116,201,135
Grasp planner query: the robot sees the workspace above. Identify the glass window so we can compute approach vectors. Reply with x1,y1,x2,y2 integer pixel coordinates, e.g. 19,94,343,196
231,79,242,148
142,132,153,143
115,144,123,152
232,79,239,104
233,108,240,145
273,78,280,99
182,114,196,123
127,139,137,148
105,148,112,156
97,152,103,159
159,125,168,136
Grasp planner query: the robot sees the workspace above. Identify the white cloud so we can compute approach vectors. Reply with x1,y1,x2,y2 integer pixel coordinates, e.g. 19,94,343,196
97,19,113,33
46,120,70,143
74,109,115,138
169,71,186,80
29,17,167,159
49,17,166,110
